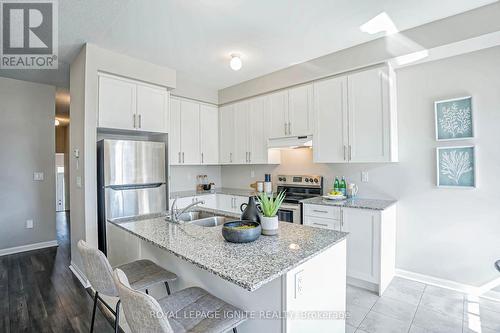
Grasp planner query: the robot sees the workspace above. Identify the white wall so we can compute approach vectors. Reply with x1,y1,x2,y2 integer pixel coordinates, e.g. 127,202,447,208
221,46,500,290
170,166,221,192
0,77,56,250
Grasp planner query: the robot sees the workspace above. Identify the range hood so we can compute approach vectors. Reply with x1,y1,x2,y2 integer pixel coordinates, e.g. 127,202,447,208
268,135,313,149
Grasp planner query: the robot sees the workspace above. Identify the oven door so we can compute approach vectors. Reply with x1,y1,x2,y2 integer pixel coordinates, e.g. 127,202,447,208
278,203,301,224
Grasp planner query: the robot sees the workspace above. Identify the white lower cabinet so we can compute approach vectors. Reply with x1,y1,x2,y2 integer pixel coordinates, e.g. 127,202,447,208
303,204,396,295
171,194,247,214
217,194,247,214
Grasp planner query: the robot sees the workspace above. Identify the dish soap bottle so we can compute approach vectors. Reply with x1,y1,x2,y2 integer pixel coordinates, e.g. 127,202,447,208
340,177,347,196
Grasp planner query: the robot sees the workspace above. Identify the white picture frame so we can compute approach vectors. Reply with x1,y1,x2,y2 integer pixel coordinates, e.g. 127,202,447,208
436,145,476,188
434,96,474,141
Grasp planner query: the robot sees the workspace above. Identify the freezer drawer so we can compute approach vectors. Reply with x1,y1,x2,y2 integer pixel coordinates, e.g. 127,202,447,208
105,184,167,220
103,140,166,186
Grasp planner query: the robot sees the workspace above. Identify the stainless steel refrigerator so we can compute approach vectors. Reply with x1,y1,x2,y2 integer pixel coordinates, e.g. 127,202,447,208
97,139,167,254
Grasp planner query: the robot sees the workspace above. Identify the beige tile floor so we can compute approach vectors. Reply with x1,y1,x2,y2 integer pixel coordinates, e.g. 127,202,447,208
346,277,500,333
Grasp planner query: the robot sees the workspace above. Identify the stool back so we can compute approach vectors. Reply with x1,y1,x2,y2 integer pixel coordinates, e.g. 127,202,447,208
114,268,174,333
77,240,118,296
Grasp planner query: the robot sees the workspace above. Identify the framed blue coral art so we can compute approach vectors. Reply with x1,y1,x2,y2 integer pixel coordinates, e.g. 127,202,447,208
434,96,474,141
436,146,476,188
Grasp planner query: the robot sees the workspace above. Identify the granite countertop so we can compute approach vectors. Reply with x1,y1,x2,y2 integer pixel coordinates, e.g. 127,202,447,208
170,188,257,199
300,196,397,211
108,217,347,292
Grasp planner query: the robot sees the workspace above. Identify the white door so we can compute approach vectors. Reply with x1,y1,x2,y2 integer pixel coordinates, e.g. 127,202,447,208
136,84,168,133
342,208,380,283
347,67,391,162
180,100,200,164
98,75,136,130
248,97,267,164
288,84,313,136
219,105,235,164
313,76,348,163
233,101,250,164
169,98,182,165
200,104,219,165
266,90,288,138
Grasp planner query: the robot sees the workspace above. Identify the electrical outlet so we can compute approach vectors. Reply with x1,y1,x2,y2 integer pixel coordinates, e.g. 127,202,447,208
26,219,34,229
250,170,255,178
33,172,44,181
361,171,369,183
295,270,305,299
76,176,82,188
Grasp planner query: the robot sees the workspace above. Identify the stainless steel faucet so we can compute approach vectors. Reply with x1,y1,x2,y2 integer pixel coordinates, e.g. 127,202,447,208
169,198,205,223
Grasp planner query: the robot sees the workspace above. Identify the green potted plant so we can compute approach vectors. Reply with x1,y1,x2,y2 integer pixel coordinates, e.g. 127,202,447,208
256,191,286,235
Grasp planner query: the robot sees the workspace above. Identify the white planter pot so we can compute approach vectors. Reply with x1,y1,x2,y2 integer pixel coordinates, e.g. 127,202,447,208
260,215,279,236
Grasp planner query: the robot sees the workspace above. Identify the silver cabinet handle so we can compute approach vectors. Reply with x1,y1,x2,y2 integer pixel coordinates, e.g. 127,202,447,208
178,152,181,163
133,114,136,128
249,151,251,163
348,145,352,161
288,121,291,135
313,222,328,227
230,152,232,163
343,146,347,161
313,209,329,213
284,123,287,135
182,152,185,163
201,153,204,164
138,114,142,128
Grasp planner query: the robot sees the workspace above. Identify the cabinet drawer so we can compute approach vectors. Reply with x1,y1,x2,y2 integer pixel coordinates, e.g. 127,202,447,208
304,216,340,231
304,204,341,219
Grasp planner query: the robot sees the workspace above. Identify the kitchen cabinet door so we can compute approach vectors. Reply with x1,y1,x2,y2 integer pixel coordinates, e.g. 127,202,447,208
313,76,348,163
98,75,136,130
267,90,288,138
233,101,250,164
136,84,168,133
288,84,313,136
233,195,249,213
347,67,391,162
180,100,200,164
248,97,267,164
200,104,219,164
217,194,234,212
219,105,235,164
169,98,182,165
342,208,381,283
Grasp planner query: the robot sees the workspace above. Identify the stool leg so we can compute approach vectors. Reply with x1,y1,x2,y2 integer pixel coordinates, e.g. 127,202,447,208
165,281,171,295
232,328,238,333
145,289,149,294
90,291,98,333
114,300,121,333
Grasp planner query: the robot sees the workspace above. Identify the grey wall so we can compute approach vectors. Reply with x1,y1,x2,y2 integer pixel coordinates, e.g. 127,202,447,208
221,46,500,289
0,77,56,250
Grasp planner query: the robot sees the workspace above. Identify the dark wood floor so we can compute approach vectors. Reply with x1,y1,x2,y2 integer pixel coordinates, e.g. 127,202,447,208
0,212,114,333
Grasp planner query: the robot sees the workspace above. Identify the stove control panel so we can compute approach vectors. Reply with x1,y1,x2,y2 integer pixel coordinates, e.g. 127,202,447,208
276,175,323,187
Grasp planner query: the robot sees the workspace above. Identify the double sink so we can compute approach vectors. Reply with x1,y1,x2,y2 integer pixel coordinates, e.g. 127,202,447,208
176,211,228,227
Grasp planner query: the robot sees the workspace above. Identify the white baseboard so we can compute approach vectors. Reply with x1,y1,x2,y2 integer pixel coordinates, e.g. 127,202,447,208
396,269,500,302
69,261,90,288
0,240,58,257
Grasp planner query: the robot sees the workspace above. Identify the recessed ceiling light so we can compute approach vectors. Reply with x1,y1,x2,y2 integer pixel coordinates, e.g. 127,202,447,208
230,54,242,71
55,119,60,126
360,12,398,35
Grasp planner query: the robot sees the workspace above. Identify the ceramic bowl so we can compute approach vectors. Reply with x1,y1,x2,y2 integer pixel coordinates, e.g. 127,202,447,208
222,220,261,243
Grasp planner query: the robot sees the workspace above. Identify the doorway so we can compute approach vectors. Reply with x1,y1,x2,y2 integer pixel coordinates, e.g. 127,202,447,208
55,153,67,212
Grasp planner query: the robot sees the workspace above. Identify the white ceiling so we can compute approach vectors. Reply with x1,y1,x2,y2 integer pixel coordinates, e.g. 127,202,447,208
0,0,496,90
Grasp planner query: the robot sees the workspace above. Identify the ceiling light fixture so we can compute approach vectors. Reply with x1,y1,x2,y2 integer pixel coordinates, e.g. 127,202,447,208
230,54,242,71
55,119,60,126
360,12,398,36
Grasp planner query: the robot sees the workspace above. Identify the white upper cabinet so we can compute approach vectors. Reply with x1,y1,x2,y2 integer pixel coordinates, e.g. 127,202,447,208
169,98,182,165
98,75,137,131
179,99,201,165
248,97,267,164
200,104,219,164
267,90,288,138
313,65,397,163
98,73,168,133
313,76,348,163
233,101,250,164
348,66,394,162
288,83,313,136
219,105,235,164
136,84,168,133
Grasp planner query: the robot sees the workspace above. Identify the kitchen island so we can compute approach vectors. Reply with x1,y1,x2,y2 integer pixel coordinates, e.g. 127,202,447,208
107,213,348,333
